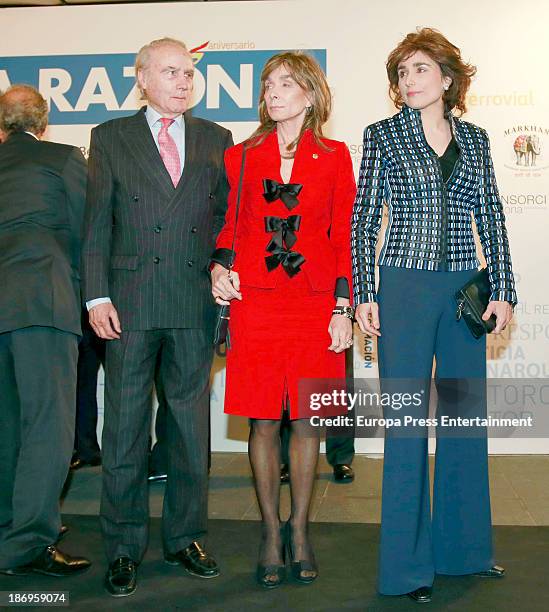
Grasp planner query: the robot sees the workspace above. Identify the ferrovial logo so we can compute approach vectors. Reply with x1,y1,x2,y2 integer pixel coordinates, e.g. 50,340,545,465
503,124,549,175
466,91,534,108
0,44,326,125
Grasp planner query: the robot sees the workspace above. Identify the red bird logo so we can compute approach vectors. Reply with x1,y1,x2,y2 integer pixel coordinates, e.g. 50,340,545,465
190,42,209,65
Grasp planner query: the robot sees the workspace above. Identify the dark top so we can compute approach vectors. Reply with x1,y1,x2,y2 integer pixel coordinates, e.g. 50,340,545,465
439,137,460,182
0,132,87,335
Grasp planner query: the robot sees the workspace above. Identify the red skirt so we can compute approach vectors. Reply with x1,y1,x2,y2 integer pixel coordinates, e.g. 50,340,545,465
224,272,346,420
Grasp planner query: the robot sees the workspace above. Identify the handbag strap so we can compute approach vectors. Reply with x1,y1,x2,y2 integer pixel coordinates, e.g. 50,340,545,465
227,146,246,270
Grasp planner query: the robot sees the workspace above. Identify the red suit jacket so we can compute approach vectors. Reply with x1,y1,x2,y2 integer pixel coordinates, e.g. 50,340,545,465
214,129,356,298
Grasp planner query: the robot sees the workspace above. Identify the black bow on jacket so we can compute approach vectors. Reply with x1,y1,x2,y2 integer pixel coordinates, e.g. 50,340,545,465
262,178,303,210
264,215,305,277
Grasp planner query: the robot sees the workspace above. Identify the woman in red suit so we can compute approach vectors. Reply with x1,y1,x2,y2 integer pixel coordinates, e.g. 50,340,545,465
211,52,356,588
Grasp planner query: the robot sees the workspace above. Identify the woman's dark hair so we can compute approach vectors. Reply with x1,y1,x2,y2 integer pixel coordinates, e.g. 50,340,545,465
386,27,476,116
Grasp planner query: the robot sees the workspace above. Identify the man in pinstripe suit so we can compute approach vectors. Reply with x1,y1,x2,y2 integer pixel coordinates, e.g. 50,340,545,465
81,38,233,597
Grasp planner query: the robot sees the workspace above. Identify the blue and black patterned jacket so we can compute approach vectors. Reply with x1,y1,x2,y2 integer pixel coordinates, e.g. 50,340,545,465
351,105,517,305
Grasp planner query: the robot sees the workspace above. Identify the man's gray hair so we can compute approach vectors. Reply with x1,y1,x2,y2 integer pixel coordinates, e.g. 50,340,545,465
135,37,190,98
0,84,48,136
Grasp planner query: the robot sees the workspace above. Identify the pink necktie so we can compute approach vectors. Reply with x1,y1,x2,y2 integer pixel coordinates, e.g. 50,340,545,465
158,118,181,187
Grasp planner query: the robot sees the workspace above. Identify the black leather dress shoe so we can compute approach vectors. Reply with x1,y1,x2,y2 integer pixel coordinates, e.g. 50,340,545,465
165,542,220,578
70,456,101,470
148,470,167,483
333,464,355,482
104,557,138,597
0,546,91,577
473,565,505,578
407,586,432,603
280,464,290,484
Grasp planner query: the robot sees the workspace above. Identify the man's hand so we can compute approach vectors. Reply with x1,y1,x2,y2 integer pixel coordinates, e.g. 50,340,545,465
89,303,122,340
211,264,242,305
355,302,381,337
482,300,513,335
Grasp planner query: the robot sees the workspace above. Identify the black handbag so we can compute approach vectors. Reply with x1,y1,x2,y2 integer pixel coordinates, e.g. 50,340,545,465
454,267,497,339
212,147,246,346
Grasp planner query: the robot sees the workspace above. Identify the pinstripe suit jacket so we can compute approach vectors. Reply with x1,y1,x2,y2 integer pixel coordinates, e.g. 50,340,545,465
81,107,233,331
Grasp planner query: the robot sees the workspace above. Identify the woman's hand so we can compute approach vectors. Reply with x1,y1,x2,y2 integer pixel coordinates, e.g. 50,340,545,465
211,264,242,305
483,300,513,334
328,315,353,353
355,302,381,337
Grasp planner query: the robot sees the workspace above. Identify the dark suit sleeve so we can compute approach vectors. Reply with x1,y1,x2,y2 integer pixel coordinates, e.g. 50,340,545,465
212,129,234,243
81,127,114,302
62,147,87,275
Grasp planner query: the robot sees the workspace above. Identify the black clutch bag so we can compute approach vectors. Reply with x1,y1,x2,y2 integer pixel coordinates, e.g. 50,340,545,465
213,147,246,346
213,304,231,346
454,268,496,339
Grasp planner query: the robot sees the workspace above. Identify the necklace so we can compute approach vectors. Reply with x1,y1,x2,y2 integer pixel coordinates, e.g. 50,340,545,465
278,129,297,161
279,140,296,160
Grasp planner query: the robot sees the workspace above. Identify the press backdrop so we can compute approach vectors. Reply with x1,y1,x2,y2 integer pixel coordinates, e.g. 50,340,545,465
1,0,547,453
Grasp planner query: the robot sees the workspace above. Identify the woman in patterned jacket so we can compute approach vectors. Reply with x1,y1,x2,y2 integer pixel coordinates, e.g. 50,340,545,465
352,28,516,604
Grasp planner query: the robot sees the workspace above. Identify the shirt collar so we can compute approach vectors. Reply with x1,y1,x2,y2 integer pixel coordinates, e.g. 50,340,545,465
145,105,184,129
401,104,462,151
401,103,455,120
24,131,39,140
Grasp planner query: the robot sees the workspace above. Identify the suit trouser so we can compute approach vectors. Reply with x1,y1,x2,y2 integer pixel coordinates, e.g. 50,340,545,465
377,267,493,595
75,323,105,461
101,328,212,563
0,326,78,568
150,382,211,474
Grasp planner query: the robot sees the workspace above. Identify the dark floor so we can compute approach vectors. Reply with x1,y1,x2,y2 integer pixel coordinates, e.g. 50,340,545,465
1,516,548,611
1,454,548,610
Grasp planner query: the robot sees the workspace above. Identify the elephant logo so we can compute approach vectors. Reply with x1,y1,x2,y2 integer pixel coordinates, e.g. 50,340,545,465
513,134,541,167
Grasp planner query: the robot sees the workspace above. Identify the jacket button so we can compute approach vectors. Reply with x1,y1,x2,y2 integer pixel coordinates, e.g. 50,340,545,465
208,193,214,199
133,195,139,201
187,260,194,267
154,225,162,233
191,226,198,233
153,257,160,264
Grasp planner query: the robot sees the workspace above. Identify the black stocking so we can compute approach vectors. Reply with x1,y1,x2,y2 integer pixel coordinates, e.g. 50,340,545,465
248,418,283,578
288,417,320,577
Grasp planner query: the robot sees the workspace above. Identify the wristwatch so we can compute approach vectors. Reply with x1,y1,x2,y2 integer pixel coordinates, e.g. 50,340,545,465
332,305,355,320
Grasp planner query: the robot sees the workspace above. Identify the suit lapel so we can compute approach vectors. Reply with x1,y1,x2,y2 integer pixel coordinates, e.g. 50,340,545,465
120,108,175,200
257,129,311,185
160,114,206,220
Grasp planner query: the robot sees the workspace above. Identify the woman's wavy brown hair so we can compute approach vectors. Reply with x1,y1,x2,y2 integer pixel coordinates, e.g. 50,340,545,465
247,51,332,151
386,28,476,116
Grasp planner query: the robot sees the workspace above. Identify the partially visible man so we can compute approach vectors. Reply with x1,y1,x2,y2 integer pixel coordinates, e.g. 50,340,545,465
82,38,232,597
70,310,105,471
0,85,91,576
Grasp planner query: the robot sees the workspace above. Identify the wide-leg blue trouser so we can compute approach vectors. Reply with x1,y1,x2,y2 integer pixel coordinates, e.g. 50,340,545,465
376,266,494,596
